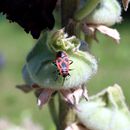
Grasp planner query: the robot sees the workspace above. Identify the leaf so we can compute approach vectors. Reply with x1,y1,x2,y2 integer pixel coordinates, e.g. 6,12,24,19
73,86,88,105
16,84,33,93
65,123,87,130
16,83,40,93
83,24,120,44
122,0,130,11
96,25,120,44
37,88,54,108
60,89,75,106
60,86,88,106
0,0,57,39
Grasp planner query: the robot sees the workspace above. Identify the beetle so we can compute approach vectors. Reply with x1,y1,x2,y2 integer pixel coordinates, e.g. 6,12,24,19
53,51,73,81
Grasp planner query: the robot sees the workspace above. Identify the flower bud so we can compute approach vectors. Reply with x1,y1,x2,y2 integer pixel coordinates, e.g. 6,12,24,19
76,84,130,130
86,0,122,26
24,30,97,89
75,0,122,26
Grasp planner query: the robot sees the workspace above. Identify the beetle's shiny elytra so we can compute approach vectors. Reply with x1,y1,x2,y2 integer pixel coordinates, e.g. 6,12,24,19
53,51,73,80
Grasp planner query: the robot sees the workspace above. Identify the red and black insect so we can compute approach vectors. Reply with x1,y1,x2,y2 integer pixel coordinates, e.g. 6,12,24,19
53,51,73,80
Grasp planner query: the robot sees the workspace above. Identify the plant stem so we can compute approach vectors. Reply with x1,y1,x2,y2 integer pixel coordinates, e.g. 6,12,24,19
61,0,79,27
61,0,79,36
48,96,59,130
58,0,79,130
74,0,100,21
59,95,76,130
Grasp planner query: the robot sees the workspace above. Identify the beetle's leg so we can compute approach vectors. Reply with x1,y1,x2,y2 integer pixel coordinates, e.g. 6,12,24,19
55,75,58,81
69,68,73,71
53,68,59,74
53,69,60,81
53,70,57,74
65,73,71,80
55,72,60,81
69,60,73,65
52,61,57,66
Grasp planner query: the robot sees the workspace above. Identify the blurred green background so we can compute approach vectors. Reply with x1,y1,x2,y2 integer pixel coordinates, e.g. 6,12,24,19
0,16,130,130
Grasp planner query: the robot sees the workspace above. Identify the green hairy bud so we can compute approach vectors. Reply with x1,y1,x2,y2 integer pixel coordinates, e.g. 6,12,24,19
76,84,130,130
75,0,122,26
23,29,97,89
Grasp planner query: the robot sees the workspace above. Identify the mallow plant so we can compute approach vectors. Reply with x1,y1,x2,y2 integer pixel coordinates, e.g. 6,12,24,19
0,0,129,130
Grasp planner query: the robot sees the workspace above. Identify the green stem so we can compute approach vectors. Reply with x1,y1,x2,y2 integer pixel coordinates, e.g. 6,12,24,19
48,95,59,130
74,0,100,21
61,0,79,27
61,0,79,36
85,35,94,48
59,95,76,130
